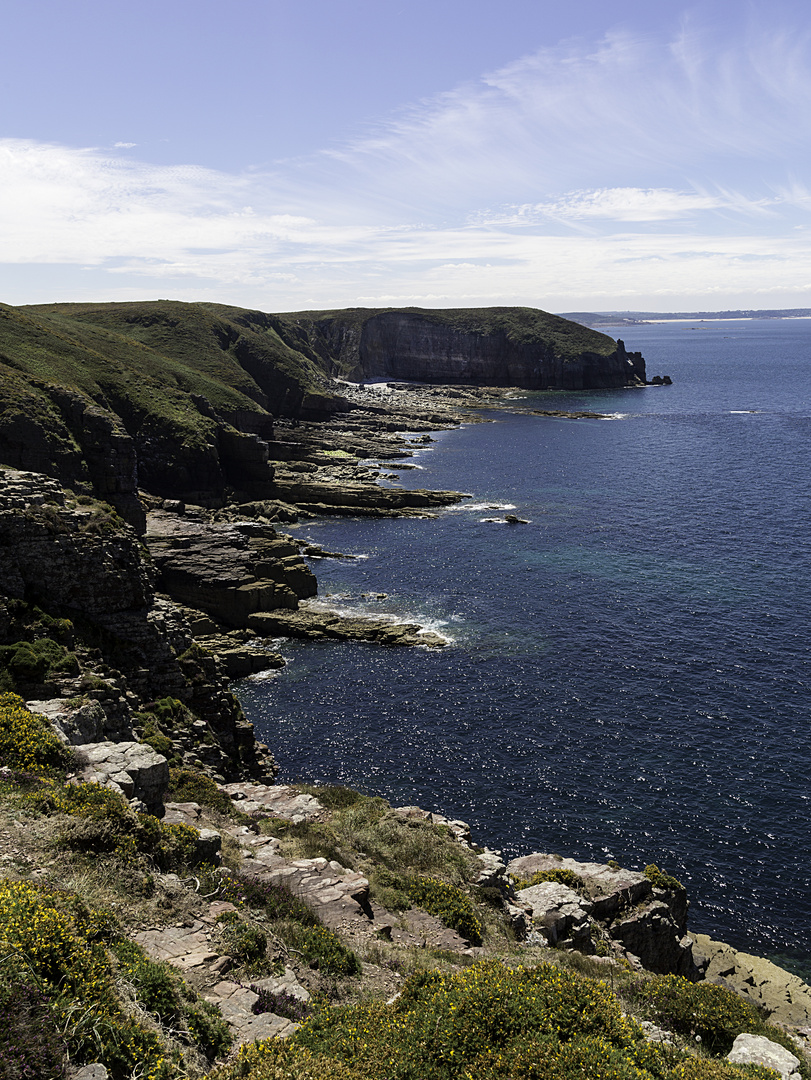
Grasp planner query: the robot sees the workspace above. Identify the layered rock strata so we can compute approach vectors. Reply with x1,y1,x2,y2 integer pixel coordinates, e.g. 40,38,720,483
0,467,272,779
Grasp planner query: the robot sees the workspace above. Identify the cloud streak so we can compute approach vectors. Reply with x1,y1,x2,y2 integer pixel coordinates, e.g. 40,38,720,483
2,15,811,309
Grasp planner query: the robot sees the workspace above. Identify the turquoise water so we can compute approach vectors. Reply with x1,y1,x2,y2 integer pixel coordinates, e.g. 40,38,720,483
237,320,811,976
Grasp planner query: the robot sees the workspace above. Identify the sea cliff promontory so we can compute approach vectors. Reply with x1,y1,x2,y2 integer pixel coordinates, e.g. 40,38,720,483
0,300,645,523
1,300,808,1080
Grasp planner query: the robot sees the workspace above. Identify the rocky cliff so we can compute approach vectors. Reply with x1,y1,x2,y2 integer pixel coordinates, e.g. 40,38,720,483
281,306,647,389
0,301,647,522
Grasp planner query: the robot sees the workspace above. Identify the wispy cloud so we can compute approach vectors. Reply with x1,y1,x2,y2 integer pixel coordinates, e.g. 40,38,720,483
2,15,811,309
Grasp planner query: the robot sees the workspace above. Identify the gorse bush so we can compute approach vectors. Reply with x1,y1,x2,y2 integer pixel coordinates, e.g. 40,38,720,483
0,878,231,1078
28,778,201,872
510,868,585,892
168,766,239,816
638,975,759,1052
0,878,172,1080
638,974,810,1074
404,876,483,945
112,939,183,1024
644,865,685,892
0,692,70,776
213,960,790,1080
216,910,270,972
285,923,361,976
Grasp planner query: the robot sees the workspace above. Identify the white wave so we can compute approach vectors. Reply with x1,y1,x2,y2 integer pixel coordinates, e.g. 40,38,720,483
729,410,759,414
452,501,517,512
246,667,284,682
480,517,509,524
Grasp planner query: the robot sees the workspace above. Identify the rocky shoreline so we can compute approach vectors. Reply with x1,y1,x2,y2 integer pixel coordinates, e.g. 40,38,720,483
2,356,808,1077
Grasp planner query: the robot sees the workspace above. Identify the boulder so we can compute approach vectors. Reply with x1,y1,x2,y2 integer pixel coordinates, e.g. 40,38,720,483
727,1033,801,1079
516,881,592,949
73,741,169,815
27,698,106,745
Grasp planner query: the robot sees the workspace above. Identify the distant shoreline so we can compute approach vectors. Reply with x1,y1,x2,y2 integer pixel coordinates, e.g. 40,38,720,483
559,308,811,328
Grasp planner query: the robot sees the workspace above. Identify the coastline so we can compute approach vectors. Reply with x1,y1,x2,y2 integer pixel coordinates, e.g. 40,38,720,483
3,379,811,1076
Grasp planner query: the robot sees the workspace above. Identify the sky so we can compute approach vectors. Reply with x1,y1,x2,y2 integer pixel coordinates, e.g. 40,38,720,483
3,0,811,313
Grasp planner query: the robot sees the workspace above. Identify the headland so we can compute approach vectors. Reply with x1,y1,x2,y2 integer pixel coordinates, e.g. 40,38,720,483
0,300,805,1080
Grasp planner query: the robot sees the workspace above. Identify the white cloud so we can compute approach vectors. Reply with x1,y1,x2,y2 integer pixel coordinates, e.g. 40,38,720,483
3,16,811,309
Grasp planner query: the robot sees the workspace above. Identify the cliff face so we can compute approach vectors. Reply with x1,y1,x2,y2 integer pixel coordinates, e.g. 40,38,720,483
355,311,646,389
0,468,268,777
0,301,647,526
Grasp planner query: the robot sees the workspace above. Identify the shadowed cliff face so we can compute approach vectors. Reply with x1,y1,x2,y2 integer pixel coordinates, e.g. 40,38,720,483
355,312,646,389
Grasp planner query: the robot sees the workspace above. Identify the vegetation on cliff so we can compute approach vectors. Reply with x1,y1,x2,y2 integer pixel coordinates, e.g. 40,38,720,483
0,687,808,1079
0,299,643,513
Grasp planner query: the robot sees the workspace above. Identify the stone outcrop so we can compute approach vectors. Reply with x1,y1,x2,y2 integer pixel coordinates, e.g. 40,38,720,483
145,512,317,628
507,853,699,978
0,468,272,779
694,933,811,1026
288,308,647,390
72,741,170,815
247,606,448,648
270,477,466,518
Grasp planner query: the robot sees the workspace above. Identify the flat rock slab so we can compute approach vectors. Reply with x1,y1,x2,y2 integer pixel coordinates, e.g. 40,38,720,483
507,853,651,917
252,966,311,1003
253,857,370,927
390,908,472,953
204,979,297,1047
221,782,323,821
133,921,218,969
248,607,447,648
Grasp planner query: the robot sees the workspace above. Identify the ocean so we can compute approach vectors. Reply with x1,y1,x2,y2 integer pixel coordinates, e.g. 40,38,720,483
237,319,811,977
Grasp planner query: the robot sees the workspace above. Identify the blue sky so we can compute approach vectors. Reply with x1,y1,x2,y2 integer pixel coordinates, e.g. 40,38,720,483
3,0,811,312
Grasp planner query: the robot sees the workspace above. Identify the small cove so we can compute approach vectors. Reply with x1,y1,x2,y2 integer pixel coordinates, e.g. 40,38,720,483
237,320,811,978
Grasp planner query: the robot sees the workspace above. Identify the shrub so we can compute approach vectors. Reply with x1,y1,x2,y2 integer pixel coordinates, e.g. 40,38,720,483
168,766,236,816
34,780,200,872
0,879,171,1080
0,692,70,776
0,638,79,685
405,876,483,945
286,960,638,1079
295,783,366,810
112,940,182,1024
0,878,230,1077
139,717,174,757
644,865,685,892
284,923,360,976
250,984,311,1022
186,1001,233,1060
217,911,269,972
510,868,584,891
638,975,759,1053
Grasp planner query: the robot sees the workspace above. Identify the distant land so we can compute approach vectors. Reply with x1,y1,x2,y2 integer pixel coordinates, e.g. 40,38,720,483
558,308,811,328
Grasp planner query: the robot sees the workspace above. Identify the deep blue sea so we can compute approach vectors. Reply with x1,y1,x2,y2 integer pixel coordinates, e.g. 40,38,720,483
237,319,811,977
